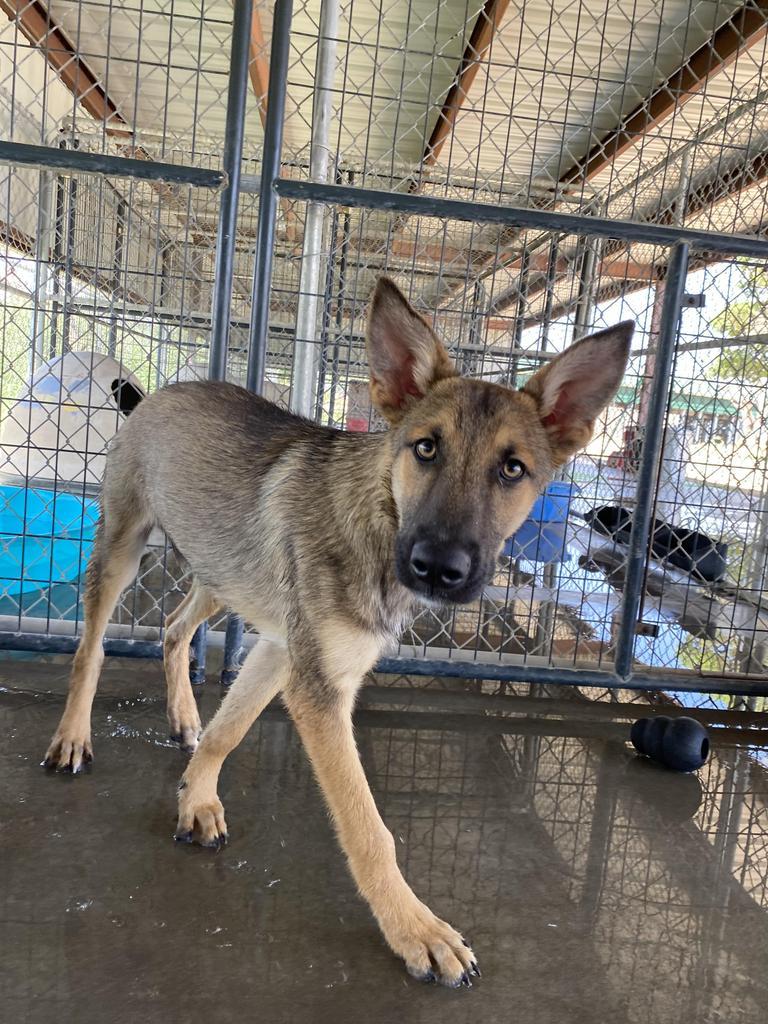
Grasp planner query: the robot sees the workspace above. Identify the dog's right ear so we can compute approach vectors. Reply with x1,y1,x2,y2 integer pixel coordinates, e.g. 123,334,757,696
366,278,457,424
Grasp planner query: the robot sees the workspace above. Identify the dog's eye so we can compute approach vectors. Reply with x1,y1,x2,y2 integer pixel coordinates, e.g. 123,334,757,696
414,438,437,462
500,457,525,482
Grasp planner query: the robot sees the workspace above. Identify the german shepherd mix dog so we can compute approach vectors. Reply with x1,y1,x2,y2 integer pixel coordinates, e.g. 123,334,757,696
45,278,631,986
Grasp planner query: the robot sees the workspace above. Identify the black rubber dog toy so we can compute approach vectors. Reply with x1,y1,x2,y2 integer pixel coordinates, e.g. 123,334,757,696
630,716,710,773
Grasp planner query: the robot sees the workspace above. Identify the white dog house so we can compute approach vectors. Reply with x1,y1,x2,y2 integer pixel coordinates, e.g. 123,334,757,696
0,351,144,493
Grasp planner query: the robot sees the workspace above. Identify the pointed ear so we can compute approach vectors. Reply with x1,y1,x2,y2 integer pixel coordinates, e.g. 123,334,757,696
366,277,457,424
521,322,633,464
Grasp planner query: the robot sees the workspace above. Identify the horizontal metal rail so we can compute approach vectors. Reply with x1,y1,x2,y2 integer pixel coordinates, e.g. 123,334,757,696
0,141,225,189
273,179,768,259
2,631,768,697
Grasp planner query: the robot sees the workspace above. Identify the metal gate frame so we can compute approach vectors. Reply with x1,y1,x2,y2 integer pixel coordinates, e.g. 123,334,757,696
1,0,768,701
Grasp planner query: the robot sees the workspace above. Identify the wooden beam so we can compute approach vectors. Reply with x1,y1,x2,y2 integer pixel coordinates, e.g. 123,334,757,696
0,0,127,128
560,1,768,185
0,218,36,257
247,0,270,127
419,0,511,172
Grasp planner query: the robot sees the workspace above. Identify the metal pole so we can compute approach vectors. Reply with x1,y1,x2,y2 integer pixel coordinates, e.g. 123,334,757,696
221,614,245,687
614,243,689,678
107,196,126,358
315,196,340,421
189,621,208,685
539,235,560,349
31,169,54,366
573,230,601,339
0,140,224,189
197,0,255,678
290,0,339,416
60,175,77,355
327,168,352,423
226,0,293,682
274,179,768,261
207,0,255,382
506,248,530,387
246,0,294,394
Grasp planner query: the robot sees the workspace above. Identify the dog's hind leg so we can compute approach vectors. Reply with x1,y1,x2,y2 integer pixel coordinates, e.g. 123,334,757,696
175,638,289,846
44,515,150,772
163,580,220,752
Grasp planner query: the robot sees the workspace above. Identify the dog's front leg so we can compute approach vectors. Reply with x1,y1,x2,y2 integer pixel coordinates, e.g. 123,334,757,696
284,682,478,987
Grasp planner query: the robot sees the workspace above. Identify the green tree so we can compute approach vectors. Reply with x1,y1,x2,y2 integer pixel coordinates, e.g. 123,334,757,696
709,262,768,382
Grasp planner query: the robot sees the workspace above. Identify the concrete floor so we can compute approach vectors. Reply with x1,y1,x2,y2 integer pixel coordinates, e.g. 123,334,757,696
2,655,768,1024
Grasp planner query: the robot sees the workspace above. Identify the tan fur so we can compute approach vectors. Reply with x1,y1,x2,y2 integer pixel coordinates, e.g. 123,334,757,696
163,582,221,751
44,277,631,986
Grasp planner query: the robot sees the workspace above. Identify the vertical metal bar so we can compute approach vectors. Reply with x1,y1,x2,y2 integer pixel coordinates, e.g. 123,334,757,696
246,0,294,394
507,248,530,387
539,235,560,349
207,0,256,680
190,621,208,686
107,196,126,358
315,196,340,420
573,230,601,340
614,242,689,678
290,0,339,416
225,0,293,682
220,614,245,687
60,176,77,355
465,280,486,375
207,0,255,382
327,169,352,423
31,169,54,366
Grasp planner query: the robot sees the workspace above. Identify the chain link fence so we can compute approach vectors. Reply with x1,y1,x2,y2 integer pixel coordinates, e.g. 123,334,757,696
1,0,768,713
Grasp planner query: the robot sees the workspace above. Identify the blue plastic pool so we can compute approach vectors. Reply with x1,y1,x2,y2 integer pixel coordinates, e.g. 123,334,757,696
0,484,99,594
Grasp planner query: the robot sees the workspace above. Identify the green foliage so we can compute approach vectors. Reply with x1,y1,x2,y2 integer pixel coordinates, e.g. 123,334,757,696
709,262,768,384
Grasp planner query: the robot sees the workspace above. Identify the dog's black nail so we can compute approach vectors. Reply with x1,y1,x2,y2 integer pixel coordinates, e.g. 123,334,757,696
177,779,187,791
470,961,481,977
461,938,472,948
418,969,436,984
170,732,183,743
173,830,193,844
460,972,472,988
220,832,228,845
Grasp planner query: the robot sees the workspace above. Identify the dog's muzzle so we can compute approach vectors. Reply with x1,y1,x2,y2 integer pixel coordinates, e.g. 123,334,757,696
396,536,484,604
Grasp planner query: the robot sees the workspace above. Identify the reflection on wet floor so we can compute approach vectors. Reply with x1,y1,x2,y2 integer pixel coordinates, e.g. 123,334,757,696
1,658,767,1023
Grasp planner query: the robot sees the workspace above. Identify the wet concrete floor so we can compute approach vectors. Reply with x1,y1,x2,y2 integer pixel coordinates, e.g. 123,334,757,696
1,655,768,1023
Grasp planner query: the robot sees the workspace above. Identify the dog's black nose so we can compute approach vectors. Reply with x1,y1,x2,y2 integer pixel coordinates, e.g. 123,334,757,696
409,540,472,591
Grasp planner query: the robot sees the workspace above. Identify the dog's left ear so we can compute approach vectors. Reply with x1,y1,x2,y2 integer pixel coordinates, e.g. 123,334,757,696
521,322,633,464
366,277,457,423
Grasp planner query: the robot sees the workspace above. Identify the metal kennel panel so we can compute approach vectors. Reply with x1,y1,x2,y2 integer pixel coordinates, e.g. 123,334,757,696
1,0,768,710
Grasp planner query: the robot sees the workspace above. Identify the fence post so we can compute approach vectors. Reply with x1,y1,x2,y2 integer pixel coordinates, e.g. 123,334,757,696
614,242,689,679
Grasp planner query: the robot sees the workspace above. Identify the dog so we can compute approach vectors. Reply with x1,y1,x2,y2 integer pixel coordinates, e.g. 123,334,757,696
44,277,632,986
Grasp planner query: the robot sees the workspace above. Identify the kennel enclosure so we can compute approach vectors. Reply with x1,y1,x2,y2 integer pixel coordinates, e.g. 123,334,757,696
2,0,768,708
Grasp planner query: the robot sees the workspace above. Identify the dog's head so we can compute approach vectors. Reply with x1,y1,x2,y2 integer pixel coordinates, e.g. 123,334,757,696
366,277,632,604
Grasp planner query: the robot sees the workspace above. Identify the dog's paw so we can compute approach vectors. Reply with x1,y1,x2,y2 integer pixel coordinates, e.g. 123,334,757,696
175,781,227,849
384,903,479,988
43,727,93,774
167,705,201,754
